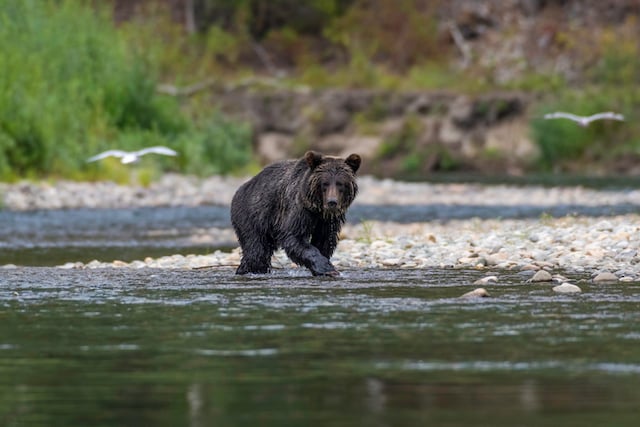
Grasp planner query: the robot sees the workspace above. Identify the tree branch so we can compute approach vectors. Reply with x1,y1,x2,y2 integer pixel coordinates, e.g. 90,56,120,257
448,21,472,69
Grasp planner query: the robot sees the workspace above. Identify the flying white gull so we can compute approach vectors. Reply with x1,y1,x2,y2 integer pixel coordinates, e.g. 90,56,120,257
87,146,178,164
543,111,625,127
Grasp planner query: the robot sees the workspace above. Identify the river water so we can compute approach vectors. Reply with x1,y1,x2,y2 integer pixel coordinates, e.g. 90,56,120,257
1,267,640,426
2,198,640,425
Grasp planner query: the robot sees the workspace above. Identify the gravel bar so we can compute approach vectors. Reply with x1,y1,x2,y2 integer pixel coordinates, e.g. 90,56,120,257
2,174,640,280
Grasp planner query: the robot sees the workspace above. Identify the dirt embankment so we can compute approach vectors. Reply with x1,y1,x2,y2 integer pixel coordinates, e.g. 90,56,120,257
215,88,537,177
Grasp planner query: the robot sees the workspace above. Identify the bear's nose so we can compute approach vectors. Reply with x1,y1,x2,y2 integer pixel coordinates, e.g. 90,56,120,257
327,199,338,208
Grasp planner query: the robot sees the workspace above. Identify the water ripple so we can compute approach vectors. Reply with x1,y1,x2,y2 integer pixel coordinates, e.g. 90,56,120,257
193,348,279,357
377,360,640,375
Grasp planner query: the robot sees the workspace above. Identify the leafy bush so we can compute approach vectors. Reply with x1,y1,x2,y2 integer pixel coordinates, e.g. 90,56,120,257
175,114,253,176
531,89,634,171
1,1,137,178
0,0,253,181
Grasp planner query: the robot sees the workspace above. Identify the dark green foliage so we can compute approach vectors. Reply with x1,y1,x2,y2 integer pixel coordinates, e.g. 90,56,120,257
194,0,353,38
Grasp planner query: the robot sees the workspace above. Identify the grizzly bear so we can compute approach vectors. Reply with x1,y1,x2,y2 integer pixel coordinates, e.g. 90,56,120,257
230,151,361,276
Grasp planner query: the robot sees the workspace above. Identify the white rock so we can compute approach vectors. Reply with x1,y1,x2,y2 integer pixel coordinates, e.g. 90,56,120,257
58,262,80,269
529,270,553,282
552,274,570,283
595,220,613,231
593,272,619,284
460,288,490,298
474,275,498,285
553,283,582,293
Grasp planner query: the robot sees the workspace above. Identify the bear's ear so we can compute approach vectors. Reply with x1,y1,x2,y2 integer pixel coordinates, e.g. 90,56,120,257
345,154,361,173
305,151,323,169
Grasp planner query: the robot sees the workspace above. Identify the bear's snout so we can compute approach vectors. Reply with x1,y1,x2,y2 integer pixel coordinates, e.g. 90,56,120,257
324,185,340,210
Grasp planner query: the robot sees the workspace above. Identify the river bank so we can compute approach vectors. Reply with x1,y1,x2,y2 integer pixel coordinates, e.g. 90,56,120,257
4,174,640,210
2,174,640,280
45,214,638,283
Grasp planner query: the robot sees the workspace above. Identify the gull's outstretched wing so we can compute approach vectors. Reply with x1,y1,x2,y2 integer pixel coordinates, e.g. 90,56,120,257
87,150,129,162
135,146,178,157
586,112,625,122
543,112,585,122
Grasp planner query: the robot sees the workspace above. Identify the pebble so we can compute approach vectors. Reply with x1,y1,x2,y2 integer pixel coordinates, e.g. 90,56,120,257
1,175,640,279
552,274,570,283
592,272,619,284
552,283,582,293
529,270,553,282
474,275,498,285
460,288,490,298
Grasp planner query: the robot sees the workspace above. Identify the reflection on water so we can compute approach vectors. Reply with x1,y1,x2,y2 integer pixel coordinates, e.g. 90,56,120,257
1,267,639,426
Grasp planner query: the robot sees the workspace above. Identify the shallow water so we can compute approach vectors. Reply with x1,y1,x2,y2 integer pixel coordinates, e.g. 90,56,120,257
1,267,639,426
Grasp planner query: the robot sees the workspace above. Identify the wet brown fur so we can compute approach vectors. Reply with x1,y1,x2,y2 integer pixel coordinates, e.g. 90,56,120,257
231,151,361,276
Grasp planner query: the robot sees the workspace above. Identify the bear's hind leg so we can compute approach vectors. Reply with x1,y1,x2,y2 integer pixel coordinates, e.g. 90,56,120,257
235,239,275,275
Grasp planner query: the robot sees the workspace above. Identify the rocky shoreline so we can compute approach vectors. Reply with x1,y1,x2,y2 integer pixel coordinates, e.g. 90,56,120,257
4,174,640,210
2,174,640,282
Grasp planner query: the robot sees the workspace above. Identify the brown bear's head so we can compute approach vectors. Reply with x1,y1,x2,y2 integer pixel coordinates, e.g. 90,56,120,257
305,151,361,216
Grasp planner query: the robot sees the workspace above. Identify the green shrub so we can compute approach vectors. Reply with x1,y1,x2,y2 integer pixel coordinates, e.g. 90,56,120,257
0,0,177,179
175,114,253,176
0,0,254,181
531,89,633,170
376,115,423,158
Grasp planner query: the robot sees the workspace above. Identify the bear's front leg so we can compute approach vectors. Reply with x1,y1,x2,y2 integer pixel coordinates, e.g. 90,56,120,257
282,235,339,277
310,220,340,259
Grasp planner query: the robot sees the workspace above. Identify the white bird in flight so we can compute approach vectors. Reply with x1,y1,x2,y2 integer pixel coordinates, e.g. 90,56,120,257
87,146,178,164
543,111,625,127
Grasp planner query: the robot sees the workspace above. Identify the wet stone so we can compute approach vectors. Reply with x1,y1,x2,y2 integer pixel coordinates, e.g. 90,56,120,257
593,272,619,284
529,270,553,282
517,270,536,278
553,283,582,294
552,274,570,283
474,275,498,285
460,288,490,298
381,258,402,267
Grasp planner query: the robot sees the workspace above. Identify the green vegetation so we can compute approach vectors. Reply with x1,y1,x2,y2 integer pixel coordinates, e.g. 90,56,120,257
2,0,640,180
0,0,252,181
527,17,640,171
531,87,638,172
373,116,458,178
